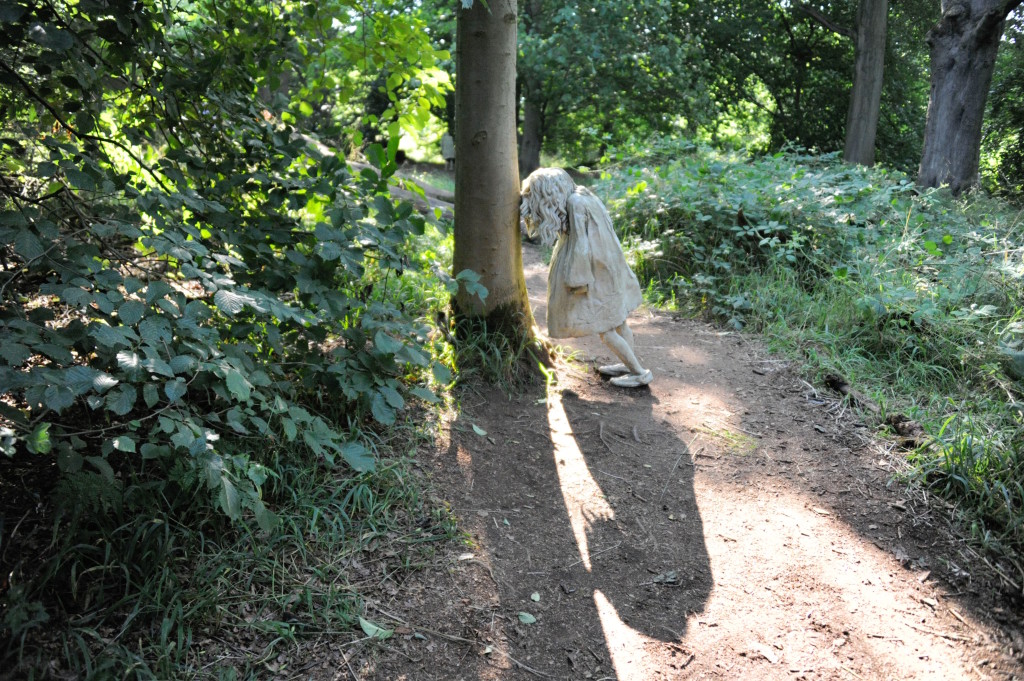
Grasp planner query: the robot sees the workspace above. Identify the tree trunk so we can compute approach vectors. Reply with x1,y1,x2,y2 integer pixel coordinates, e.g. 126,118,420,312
453,0,533,329
518,0,544,178
844,0,887,166
918,0,1022,193
519,88,543,176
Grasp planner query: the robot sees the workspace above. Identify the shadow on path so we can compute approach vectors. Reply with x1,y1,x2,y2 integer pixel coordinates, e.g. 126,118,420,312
358,241,1024,679
431,371,711,679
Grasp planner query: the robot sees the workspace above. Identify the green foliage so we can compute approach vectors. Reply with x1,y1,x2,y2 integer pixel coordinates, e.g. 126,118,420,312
606,138,1024,559
292,0,451,146
518,0,711,163
0,0,452,515
983,14,1024,196
5,453,453,679
603,140,886,325
0,0,457,674
688,0,934,169
690,1,844,152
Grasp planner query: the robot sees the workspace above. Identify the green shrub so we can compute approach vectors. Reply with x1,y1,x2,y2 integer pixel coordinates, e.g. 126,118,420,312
1,0,456,674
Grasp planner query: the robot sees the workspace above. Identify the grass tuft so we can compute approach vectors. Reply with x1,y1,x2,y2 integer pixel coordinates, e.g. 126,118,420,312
2,441,455,679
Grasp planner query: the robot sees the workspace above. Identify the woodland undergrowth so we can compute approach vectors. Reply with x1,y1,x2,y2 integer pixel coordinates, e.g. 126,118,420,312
607,139,1024,574
0,1,465,678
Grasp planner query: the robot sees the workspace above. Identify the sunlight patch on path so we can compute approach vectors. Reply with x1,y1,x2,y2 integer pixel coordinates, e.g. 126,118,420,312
691,484,982,678
547,389,613,571
594,589,659,681
549,389,664,680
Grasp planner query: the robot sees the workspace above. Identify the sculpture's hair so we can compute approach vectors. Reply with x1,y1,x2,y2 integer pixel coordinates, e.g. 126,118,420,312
520,168,575,247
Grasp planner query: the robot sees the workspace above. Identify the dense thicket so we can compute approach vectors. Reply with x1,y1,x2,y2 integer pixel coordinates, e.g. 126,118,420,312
406,1,1021,191
1,0,454,671
517,0,709,172
984,14,1024,195
0,0,453,511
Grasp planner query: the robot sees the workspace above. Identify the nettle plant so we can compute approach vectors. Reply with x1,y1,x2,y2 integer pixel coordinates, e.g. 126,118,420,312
0,0,452,527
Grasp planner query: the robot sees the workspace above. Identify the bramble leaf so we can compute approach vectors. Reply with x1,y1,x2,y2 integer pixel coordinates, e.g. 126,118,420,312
370,393,396,425
27,423,52,454
44,385,75,413
379,385,404,410
341,442,374,472
164,379,187,402
118,300,146,325
359,617,393,640
409,386,439,404
214,290,252,316
219,476,241,520
374,330,403,354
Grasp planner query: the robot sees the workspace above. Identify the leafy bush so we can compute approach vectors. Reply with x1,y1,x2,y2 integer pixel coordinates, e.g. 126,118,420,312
0,0,452,516
1,0,458,674
604,139,1024,560
983,15,1024,196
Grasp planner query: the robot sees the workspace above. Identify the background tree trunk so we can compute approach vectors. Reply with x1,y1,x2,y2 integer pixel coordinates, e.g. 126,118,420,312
518,89,543,176
453,0,533,328
844,0,888,165
918,0,1022,193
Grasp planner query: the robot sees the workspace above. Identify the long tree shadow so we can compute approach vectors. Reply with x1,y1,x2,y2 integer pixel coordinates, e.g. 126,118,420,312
443,375,711,679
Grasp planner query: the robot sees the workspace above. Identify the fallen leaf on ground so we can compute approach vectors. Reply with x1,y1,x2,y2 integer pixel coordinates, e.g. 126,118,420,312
518,612,537,624
359,617,393,640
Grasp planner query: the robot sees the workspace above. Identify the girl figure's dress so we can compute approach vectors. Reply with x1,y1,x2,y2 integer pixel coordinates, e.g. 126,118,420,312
521,167,651,387
546,187,643,339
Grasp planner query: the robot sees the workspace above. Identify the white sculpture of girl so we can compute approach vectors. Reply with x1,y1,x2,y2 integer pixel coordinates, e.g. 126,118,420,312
520,168,653,388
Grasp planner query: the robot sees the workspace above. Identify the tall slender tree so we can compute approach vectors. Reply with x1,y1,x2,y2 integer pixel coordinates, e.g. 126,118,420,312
918,0,1023,193
797,0,889,166
845,0,889,165
452,0,534,333
517,0,706,173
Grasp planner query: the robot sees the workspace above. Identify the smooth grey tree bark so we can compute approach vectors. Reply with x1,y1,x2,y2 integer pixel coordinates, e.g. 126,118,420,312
452,0,534,328
797,1,888,166
918,0,1023,193
844,0,888,165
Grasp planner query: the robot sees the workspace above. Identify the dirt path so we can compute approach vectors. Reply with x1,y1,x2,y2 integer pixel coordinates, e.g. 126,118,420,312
354,243,1024,680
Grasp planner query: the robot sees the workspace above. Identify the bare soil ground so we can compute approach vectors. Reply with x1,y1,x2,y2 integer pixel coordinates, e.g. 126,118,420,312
338,241,1024,681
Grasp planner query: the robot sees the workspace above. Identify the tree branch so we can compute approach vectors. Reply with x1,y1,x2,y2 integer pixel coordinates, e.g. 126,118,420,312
795,3,856,40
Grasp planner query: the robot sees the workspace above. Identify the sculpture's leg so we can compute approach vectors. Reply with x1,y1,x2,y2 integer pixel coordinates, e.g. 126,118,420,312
617,322,635,351
597,322,638,376
599,328,651,387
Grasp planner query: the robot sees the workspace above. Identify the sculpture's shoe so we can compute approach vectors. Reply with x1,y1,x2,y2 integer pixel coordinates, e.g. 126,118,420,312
610,369,653,388
598,363,629,376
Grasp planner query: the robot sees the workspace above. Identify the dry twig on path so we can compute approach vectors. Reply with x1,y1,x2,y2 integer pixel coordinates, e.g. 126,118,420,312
658,436,701,503
371,606,557,678
904,621,970,642
564,542,622,570
598,420,615,453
